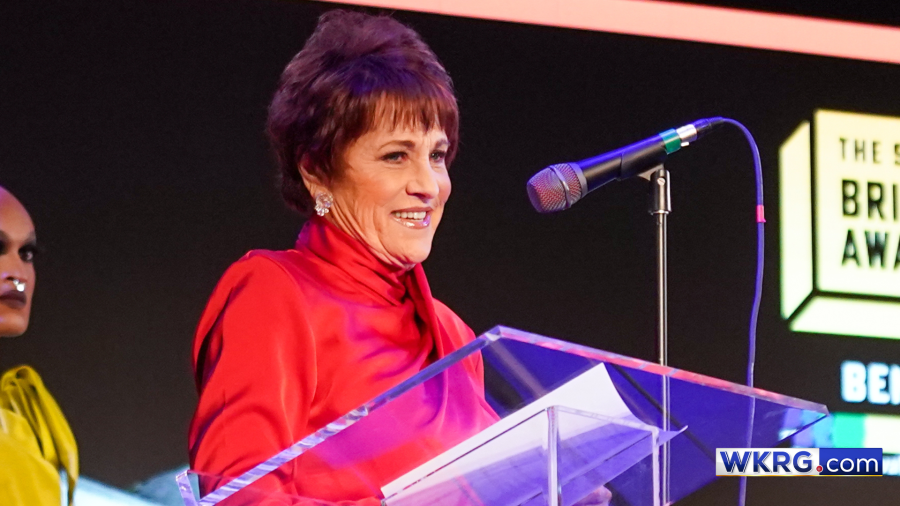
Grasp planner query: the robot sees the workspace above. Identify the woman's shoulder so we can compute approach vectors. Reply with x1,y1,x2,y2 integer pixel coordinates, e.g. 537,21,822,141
205,248,324,302
0,364,78,497
195,250,310,344
193,250,316,377
218,249,305,284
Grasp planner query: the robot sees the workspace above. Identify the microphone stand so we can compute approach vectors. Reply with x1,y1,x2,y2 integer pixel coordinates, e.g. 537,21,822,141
649,166,671,506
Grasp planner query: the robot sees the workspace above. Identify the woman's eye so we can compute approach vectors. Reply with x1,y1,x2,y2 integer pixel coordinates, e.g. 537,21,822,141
430,150,447,163
19,246,37,263
381,151,406,163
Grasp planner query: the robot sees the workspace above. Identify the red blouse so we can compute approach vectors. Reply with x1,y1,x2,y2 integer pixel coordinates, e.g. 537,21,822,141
188,216,496,504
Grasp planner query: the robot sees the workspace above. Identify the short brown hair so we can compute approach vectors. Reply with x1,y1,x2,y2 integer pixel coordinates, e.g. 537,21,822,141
266,10,459,214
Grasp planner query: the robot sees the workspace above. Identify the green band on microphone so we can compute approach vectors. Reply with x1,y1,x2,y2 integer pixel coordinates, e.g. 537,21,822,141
659,129,682,154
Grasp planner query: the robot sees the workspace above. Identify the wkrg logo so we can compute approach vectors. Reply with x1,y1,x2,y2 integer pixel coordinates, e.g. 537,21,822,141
716,448,883,476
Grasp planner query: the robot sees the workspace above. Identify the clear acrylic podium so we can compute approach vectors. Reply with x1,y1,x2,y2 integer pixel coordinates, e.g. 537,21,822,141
177,326,828,506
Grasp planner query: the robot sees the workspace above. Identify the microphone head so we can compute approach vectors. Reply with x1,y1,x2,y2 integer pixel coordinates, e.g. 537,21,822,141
526,163,585,213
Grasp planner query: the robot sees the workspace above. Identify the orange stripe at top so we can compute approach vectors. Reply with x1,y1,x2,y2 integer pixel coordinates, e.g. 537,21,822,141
321,0,900,66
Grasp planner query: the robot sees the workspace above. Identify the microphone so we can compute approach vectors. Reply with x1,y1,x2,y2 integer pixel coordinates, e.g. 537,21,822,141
526,117,724,213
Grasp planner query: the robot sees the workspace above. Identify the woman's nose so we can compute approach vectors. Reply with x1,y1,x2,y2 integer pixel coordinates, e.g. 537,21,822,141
0,257,30,286
407,158,440,200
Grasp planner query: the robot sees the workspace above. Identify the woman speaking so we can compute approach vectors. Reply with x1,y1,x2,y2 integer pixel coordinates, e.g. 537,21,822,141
188,10,498,504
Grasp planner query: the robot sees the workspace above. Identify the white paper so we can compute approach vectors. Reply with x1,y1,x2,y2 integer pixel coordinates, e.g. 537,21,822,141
382,363,644,497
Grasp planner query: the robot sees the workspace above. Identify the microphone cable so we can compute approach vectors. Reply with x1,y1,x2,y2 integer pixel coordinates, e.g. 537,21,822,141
718,118,764,506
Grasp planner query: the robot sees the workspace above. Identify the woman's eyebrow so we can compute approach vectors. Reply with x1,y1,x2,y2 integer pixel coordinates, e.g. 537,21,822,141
0,230,37,244
378,140,417,150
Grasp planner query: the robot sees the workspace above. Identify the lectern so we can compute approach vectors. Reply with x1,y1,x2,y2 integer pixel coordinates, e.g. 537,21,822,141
177,326,828,506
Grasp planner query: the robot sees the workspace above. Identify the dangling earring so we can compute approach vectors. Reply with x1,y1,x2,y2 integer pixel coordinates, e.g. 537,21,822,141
314,191,333,217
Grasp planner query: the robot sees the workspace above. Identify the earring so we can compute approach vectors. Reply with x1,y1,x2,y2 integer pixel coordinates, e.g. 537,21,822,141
11,278,26,292
314,191,333,217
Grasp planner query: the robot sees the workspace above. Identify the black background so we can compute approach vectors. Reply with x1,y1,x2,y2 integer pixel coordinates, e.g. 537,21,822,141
1,0,899,504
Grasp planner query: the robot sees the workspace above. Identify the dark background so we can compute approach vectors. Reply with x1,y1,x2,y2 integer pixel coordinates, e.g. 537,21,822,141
1,0,899,504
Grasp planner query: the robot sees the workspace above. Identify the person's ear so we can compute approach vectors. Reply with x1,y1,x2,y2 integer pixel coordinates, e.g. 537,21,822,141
299,164,335,217
299,163,328,196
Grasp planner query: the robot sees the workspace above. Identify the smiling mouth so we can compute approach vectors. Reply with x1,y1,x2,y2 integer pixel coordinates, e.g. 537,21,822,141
391,210,432,229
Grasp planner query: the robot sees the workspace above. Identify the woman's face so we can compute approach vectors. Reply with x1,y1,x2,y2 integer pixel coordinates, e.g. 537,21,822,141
0,189,37,338
323,123,451,270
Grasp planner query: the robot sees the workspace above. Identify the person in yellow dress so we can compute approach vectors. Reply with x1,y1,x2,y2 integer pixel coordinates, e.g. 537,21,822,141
0,185,78,506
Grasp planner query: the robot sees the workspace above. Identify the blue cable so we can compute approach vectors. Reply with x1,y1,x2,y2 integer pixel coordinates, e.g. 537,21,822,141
718,118,764,506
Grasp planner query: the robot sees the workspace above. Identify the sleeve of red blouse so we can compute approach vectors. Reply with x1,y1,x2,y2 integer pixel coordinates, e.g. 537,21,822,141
189,254,317,502
189,255,382,506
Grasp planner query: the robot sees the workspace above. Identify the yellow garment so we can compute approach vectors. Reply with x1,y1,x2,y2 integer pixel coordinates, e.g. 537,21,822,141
0,365,78,506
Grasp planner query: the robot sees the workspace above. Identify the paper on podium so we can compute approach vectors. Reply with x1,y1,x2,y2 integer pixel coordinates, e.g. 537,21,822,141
383,363,674,498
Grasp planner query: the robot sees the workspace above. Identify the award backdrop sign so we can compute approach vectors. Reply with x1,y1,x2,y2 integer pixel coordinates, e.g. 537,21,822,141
780,109,900,340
